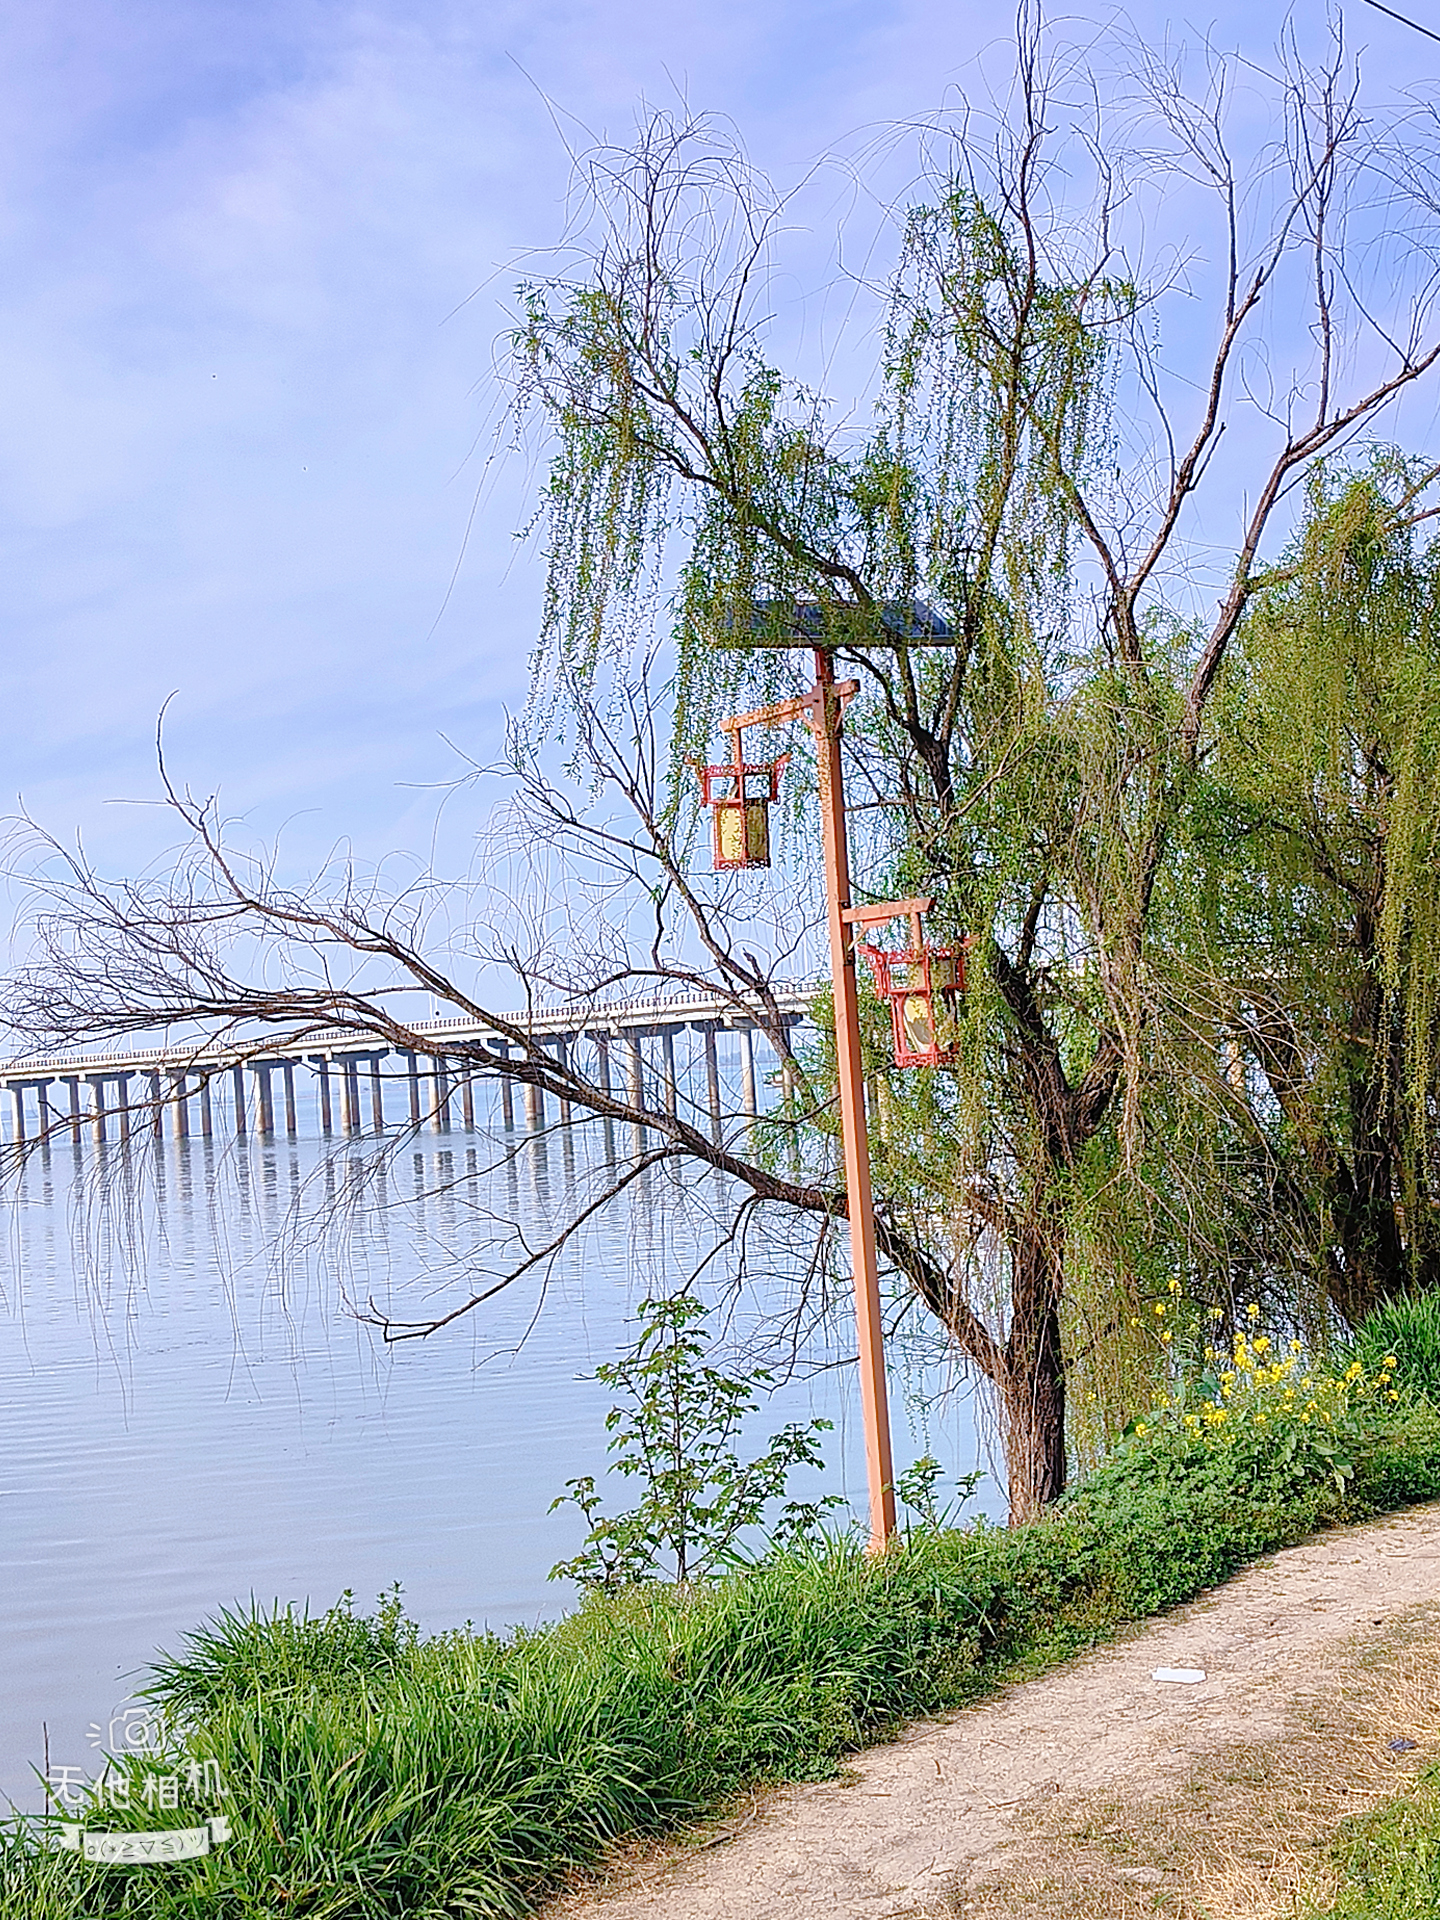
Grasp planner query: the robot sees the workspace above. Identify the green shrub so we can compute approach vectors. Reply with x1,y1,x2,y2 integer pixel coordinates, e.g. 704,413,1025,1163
548,1294,841,1588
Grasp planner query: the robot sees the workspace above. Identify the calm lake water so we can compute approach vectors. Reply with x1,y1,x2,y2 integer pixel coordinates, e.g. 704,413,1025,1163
0,1061,994,1812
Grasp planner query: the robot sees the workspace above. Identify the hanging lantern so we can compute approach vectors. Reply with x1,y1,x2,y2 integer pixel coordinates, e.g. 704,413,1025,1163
855,901,971,1069
696,736,790,870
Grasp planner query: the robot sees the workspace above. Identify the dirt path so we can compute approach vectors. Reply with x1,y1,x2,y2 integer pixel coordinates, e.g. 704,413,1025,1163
546,1503,1440,1920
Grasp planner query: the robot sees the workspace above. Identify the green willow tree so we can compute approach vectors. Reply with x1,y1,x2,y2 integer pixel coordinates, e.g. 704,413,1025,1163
1199,459,1440,1324
510,38,1440,1514
8,23,1440,1523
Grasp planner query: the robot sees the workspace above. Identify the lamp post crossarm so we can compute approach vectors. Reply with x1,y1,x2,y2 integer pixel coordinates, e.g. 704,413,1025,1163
842,897,935,927
718,681,859,737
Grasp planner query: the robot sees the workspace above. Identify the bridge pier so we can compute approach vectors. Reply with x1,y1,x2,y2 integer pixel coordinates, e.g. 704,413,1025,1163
314,1057,333,1134
737,1026,758,1118
255,1064,275,1137
626,1033,645,1154
5,1073,74,1146
61,1076,82,1146
592,1033,615,1163
695,1026,722,1141
660,1029,678,1118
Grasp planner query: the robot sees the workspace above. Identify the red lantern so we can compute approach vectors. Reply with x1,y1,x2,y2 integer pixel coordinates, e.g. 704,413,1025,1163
696,739,790,870
854,901,971,1069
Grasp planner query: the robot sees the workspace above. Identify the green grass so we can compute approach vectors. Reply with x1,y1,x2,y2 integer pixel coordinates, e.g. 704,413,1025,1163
1315,1766,1440,1917
7,1400,1440,1918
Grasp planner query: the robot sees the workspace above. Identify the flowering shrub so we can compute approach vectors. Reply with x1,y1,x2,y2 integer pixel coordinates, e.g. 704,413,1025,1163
1065,1306,1416,1614
1125,1310,1399,1497
1178,1321,1397,1494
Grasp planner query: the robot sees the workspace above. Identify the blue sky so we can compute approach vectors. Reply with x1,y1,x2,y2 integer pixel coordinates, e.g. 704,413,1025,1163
3,0,1438,893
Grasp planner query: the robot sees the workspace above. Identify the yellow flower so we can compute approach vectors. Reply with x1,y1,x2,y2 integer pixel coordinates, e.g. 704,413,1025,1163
1247,1303,1261,1319
1386,1354,1399,1368
1154,1303,1167,1316
1135,1422,1148,1436
1168,1278,1181,1293
1161,1331,1173,1344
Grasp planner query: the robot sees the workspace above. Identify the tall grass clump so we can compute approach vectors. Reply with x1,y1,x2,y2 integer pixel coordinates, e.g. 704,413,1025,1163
1350,1291,1440,1408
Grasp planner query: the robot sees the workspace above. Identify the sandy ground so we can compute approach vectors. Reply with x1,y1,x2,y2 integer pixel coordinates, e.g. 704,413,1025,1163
543,1502,1440,1920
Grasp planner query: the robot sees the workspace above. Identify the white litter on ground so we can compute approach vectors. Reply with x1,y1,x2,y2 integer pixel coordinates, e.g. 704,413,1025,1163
1152,1667,1207,1684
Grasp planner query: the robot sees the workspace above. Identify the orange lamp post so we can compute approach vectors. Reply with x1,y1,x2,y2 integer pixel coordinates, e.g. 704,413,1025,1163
700,649,947,1554
699,600,960,1552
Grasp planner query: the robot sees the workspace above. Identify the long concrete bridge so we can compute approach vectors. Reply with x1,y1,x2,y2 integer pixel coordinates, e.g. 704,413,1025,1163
0,983,817,1147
